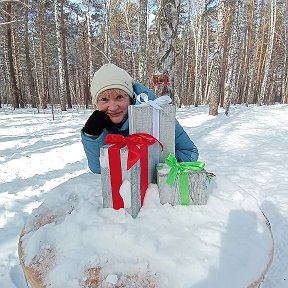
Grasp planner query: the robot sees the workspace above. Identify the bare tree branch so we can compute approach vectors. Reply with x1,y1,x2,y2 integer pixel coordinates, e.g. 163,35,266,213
0,0,29,8
0,0,21,4
0,19,16,25
91,43,110,63
0,8,13,17
0,0,28,25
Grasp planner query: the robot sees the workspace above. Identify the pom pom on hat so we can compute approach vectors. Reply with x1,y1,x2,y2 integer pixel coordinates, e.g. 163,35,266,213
90,63,134,103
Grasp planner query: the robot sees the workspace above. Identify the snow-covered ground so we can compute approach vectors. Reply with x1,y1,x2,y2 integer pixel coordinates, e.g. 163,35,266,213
0,104,287,287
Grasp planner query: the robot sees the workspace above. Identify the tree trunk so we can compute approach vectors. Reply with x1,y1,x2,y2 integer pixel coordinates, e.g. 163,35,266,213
37,0,47,109
259,0,276,105
124,3,137,78
224,0,240,111
54,0,66,111
86,0,93,88
179,29,191,107
104,0,112,62
193,9,205,107
246,0,258,104
209,0,226,116
81,28,90,109
61,0,72,108
254,4,266,104
24,0,38,108
156,0,181,102
5,2,21,108
219,3,232,113
138,0,148,84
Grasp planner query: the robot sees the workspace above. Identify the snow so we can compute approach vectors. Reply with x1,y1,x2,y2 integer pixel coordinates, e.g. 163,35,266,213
0,104,288,287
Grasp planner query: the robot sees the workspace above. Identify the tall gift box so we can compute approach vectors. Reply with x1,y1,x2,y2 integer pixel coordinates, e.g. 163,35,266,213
157,154,209,206
100,133,159,218
128,94,175,164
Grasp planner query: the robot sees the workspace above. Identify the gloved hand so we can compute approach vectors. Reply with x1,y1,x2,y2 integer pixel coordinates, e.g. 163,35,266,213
83,110,114,135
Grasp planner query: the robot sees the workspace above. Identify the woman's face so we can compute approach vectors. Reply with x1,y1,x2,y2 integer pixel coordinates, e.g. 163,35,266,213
96,89,132,124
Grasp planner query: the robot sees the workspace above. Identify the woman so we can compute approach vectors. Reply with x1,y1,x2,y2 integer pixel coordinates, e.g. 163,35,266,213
81,63,199,174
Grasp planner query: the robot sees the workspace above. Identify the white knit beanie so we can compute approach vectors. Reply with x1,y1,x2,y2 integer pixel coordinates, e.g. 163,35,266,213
90,63,134,103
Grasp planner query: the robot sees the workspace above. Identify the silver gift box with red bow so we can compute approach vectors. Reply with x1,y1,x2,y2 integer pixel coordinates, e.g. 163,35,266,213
100,141,155,218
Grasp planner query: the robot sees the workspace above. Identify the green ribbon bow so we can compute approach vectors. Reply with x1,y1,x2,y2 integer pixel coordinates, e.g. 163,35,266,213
164,154,206,205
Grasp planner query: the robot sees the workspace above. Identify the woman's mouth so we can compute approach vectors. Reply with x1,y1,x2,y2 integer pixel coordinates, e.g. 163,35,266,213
108,112,121,117
108,112,124,124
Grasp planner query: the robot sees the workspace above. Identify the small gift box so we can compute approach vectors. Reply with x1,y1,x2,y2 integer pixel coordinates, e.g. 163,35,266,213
128,94,175,163
157,154,210,206
100,133,161,218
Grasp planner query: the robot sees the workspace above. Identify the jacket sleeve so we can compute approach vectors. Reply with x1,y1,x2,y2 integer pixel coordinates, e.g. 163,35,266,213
133,82,199,162
81,129,106,174
133,82,156,100
175,120,199,162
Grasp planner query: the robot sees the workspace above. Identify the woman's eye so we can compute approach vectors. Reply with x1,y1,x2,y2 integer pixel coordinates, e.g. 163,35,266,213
99,97,108,102
116,95,124,100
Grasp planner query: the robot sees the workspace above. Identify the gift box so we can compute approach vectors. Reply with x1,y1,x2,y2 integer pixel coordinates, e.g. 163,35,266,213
157,154,209,206
128,94,175,163
100,133,160,218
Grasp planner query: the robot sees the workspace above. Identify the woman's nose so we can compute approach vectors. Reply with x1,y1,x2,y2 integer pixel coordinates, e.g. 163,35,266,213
107,100,118,110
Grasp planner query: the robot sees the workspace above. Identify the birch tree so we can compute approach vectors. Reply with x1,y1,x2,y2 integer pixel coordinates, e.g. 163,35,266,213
177,25,192,106
61,0,71,108
123,1,137,78
0,38,9,107
85,0,93,81
254,0,267,103
54,0,66,110
138,0,148,84
224,0,239,109
282,1,288,104
156,0,181,102
104,0,112,62
208,0,226,116
219,1,233,115
246,0,259,104
259,0,276,105
38,0,48,109
24,0,37,108
219,3,232,110
192,2,206,107
4,1,21,108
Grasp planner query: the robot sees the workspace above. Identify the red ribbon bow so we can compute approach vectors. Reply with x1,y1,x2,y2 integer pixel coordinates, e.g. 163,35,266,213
105,133,163,210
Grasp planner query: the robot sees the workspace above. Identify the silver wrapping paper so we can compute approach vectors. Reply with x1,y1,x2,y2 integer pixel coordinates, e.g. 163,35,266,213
157,164,208,205
128,104,175,163
100,145,155,218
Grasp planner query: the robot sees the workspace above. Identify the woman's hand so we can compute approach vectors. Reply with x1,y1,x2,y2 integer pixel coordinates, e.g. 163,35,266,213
83,110,114,136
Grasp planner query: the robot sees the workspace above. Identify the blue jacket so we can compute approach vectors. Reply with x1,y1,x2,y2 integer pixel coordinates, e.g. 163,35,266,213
81,83,199,173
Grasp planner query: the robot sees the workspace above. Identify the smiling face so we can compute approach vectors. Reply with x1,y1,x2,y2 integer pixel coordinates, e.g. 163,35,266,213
96,89,132,124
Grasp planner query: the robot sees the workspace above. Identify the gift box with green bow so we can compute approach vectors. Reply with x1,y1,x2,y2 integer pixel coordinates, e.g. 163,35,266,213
157,154,212,206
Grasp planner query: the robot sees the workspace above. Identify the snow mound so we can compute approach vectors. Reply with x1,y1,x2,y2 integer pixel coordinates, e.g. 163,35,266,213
19,172,273,288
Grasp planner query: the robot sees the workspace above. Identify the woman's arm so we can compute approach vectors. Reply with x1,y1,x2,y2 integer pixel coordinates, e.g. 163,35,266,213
81,130,106,174
175,121,199,162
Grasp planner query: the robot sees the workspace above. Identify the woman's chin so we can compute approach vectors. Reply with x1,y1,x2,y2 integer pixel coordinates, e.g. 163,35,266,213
110,117,124,125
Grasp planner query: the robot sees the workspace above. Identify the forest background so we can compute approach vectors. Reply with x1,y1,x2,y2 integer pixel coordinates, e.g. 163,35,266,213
0,0,287,116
